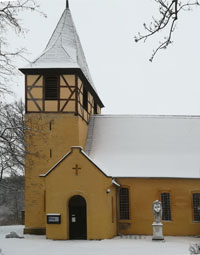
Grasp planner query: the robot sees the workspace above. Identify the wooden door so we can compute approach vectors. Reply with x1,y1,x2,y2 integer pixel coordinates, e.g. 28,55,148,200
69,195,87,240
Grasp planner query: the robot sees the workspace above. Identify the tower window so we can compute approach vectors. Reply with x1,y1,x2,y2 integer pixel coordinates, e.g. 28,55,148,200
94,102,98,114
45,76,58,100
161,192,171,221
119,188,130,220
193,193,200,221
83,87,88,111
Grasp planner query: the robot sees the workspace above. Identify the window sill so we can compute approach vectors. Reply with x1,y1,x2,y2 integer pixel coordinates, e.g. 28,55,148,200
119,219,132,223
44,99,58,101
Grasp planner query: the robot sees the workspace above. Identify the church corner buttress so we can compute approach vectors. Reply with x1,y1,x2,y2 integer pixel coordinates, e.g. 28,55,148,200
19,5,104,236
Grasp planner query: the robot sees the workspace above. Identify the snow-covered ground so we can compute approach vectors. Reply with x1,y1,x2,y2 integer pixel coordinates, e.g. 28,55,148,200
0,225,199,255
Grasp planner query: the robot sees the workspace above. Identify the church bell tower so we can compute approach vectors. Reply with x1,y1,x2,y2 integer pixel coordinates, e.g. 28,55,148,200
19,2,104,234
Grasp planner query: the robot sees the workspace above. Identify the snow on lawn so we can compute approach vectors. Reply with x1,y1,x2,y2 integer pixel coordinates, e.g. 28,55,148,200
0,225,199,255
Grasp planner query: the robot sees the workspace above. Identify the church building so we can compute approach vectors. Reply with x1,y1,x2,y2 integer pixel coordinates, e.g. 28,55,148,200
20,2,200,240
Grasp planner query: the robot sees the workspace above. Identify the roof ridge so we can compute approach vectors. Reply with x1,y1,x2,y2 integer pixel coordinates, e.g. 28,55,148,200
69,12,79,64
45,9,67,50
91,114,200,119
61,41,76,63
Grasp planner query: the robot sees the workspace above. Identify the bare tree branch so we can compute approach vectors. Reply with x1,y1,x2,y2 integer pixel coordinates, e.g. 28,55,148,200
0,0,46,95
135,0,200,61
0,101,42,180
0,101,25,180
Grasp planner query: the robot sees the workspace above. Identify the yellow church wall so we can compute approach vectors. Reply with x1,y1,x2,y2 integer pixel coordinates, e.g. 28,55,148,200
43,147,117,240
44,101,58,112
78,117,90,149
27,101,42,112
27,75,43,86
97,105,101,114
60,88,75,99
116,178,200,236
61,101,75,112
27,88,43,99
78,104,82,116
60,75,75,86
78,77,83,91
24,114,89,234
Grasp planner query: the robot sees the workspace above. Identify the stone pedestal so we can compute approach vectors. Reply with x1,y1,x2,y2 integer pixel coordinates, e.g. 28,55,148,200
152,222,164,241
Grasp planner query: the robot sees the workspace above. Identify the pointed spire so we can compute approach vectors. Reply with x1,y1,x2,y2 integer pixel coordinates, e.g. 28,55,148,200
21,4,104,108
66,0,69,9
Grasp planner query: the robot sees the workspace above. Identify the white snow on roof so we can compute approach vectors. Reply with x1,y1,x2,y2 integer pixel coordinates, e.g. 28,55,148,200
24,8,96,92
86,115,200,178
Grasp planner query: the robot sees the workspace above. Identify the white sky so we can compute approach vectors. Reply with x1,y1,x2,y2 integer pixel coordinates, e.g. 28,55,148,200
7,0,200,115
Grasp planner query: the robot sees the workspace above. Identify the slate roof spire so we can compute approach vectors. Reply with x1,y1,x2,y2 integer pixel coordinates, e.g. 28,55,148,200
20,3,103,106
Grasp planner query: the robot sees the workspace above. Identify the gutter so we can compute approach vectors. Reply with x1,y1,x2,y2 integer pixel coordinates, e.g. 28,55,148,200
113,178,120,236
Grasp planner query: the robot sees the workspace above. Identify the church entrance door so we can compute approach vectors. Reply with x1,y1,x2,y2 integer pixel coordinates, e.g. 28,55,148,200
69,195,87,240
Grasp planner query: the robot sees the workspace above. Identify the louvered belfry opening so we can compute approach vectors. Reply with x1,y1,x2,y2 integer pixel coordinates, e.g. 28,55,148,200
45,76,58,100
94,102,97,114
83,87,88,111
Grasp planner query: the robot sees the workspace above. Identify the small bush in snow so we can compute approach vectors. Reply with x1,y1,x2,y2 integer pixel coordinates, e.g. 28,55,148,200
189,243,200,254
5,231,24,239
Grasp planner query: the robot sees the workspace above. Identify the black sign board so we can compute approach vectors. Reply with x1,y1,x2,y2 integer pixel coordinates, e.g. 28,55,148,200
47,214,61,224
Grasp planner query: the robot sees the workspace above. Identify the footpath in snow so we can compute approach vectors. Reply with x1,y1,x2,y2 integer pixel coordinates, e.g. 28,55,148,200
0,225,199,255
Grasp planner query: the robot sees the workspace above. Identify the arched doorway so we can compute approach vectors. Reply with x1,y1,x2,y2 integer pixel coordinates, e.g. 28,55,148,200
69,195,87,240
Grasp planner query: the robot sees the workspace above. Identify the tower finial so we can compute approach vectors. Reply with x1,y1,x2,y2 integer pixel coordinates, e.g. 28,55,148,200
66,0,69,9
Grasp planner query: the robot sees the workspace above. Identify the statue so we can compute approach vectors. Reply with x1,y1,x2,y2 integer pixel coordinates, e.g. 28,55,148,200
152,200,164,241
152,200,162,223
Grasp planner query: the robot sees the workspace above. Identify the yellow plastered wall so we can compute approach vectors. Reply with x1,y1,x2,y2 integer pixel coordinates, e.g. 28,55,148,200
43,147,117,240
61,101,75,112
27,75,43,86
61,75,75,86
116,178,200,236
97,105,101,114
27,88,43,99
25,114,89,231
45,101,58,112
27,101,42,112
60,88,75,99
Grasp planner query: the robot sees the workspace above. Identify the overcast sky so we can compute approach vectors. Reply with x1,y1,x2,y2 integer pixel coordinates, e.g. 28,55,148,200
8,0,200,115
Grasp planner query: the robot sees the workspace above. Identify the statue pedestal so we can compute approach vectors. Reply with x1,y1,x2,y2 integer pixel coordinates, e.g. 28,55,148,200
152,222,164,241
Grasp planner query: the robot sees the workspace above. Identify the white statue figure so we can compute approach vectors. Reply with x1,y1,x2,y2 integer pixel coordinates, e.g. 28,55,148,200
152,200,162,223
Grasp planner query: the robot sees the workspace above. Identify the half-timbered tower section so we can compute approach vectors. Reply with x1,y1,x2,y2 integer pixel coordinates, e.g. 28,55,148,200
24,72,102,123
20,4,103,235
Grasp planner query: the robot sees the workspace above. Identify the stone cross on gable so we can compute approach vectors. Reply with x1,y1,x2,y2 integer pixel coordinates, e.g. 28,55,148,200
72,164,81,175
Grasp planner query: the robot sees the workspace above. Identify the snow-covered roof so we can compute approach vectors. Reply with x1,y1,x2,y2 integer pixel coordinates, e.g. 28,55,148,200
85,115,200,178
22,7,97,93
